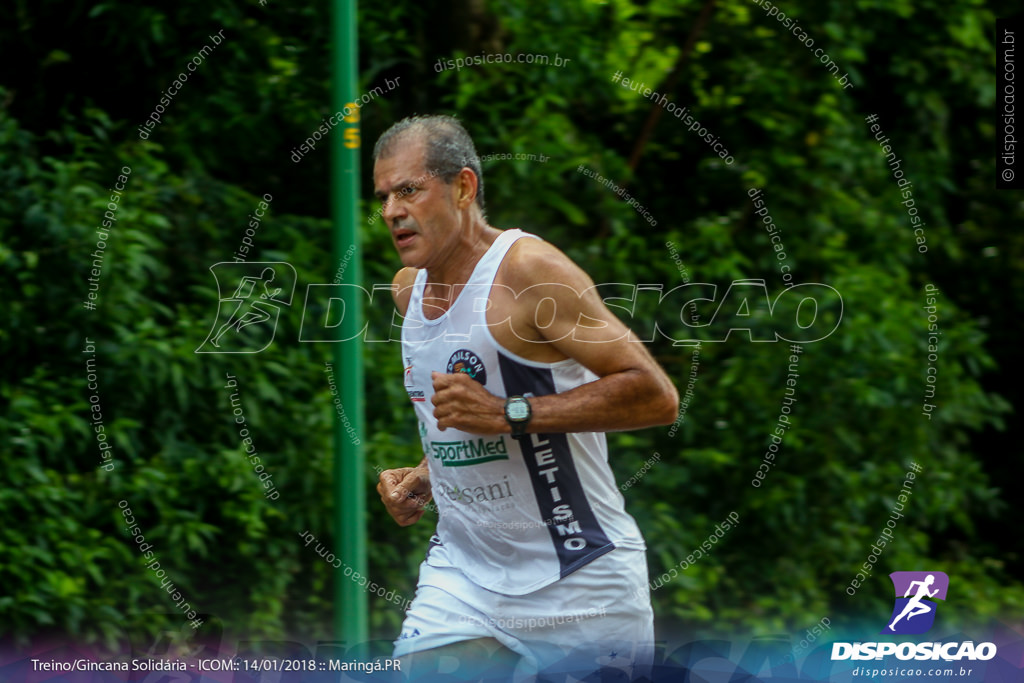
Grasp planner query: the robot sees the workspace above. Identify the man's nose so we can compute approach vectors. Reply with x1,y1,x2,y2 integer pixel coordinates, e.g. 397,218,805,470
382,194,406,223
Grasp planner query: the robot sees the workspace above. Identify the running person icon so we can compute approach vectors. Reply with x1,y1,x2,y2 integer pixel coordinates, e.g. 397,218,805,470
888,574,939,631
210,267,283,347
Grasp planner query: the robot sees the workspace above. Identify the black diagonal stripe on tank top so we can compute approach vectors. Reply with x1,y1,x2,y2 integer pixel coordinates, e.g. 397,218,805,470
498,354,614,578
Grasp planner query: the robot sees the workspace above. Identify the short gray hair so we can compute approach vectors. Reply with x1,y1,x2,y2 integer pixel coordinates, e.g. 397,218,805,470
373,115,485,212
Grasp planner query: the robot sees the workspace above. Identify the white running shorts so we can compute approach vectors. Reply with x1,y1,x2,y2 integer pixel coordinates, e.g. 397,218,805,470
393,543,654,681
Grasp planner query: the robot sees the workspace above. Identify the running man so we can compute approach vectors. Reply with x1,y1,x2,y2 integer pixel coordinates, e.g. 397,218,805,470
373,115,679,681
888,574,939,632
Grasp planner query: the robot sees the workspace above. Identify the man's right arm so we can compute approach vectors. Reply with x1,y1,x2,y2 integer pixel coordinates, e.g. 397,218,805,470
391,266,417,317
378,268,430,527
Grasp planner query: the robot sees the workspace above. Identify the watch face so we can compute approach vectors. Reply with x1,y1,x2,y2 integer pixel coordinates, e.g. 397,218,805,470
507,399,530,421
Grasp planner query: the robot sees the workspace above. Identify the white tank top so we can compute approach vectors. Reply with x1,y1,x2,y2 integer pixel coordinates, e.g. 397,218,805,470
400,228,646,595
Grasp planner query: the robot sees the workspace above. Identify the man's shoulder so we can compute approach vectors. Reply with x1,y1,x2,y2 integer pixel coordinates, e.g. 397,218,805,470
500,233,590,292
393,266,419,288
392,266,419,315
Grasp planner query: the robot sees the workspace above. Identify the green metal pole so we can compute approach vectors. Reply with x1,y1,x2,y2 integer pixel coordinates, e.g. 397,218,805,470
331,0,368,647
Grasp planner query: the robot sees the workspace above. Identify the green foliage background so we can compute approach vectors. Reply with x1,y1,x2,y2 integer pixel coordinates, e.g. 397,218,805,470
2,0,1022,654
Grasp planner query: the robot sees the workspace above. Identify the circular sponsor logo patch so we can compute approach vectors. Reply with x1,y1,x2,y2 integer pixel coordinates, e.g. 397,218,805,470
447,349,487,385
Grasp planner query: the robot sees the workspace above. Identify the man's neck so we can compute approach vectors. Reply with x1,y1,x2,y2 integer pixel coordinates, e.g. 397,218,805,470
422,223,501,314
426,222,500,286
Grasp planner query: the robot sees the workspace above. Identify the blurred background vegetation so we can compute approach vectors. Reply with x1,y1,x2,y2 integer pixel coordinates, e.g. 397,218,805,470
2,0,1021,658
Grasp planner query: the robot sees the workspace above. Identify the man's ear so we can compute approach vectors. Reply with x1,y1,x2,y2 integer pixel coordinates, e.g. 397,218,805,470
455,167,478,209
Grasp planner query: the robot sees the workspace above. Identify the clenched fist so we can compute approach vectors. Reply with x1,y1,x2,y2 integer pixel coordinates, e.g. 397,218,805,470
431,371,506,434
377,465,433,526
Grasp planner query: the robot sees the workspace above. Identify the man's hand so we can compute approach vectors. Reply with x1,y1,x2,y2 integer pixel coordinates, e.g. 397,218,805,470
377,465,433,527
431,371,506,434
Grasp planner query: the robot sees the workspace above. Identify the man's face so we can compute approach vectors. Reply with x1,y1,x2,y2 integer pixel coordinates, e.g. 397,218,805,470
373,138,457,269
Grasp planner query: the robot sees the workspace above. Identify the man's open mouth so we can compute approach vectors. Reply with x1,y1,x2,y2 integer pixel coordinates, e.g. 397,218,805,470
393,228,417,247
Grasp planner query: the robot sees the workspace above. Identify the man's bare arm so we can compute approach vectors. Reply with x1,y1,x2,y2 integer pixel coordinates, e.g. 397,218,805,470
431,238,679,435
